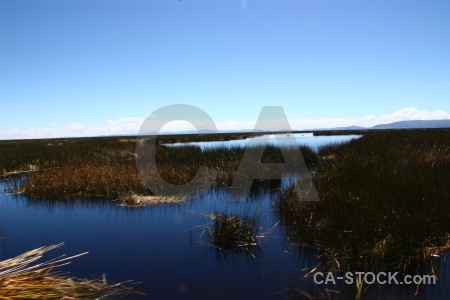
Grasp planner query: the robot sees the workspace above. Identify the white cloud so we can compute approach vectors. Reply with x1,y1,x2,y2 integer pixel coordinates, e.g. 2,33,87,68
216,120,256,131
0,117,145,140
107,117,144,126
216,107,450,130
139,119,216,134
0,128,58,140
103,117,145,134
65,123,87,132
0,107,449,140
375,108,450,124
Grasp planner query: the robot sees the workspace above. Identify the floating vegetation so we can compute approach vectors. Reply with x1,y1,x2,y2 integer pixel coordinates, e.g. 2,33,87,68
0,243,144,299
117,193,187,207
195,213,277,261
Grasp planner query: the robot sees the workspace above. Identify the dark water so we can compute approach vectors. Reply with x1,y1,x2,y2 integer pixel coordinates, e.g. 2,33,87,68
0,183,308,300
1,135,449,299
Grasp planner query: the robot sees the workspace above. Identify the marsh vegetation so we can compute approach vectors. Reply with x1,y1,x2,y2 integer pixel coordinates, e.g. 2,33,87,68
277,129,450,298
0,135,318,200
1,129,449,298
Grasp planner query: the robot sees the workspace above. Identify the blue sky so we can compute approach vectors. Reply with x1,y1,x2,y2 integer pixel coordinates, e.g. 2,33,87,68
1,0,449,139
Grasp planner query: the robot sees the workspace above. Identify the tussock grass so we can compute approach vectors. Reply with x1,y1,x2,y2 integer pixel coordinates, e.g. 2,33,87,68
205,213,259,249
196,213,263,259
0,137,136,177
0,243,143,299
195,212,278,261
24,163,146,199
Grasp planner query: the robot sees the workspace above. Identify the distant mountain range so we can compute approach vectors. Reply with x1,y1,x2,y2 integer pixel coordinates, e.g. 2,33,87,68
325,119,450,130
135,119,450,136
220,120,450,132
371,119,450,129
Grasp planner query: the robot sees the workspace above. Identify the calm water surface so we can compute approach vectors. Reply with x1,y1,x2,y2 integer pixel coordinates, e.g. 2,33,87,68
1,135,449,299
165,133,362,152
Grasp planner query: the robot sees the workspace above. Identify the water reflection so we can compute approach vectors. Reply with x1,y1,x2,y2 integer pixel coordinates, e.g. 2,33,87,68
0,180,293,299
165,133,362,152
0,195,446,300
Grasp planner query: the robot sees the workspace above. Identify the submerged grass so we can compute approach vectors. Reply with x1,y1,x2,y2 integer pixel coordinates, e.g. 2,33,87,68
194,211,279,263
0,243,143,299
196,213,263,260
205,213,259,249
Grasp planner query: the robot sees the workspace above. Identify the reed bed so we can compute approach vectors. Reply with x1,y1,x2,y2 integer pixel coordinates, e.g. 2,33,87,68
0,133,254,178
277,129,450,296
0,135,317,201
0,243,143,299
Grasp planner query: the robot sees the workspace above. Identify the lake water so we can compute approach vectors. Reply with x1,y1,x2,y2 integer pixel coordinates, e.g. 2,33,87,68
1,134,449,299
164,133,362,152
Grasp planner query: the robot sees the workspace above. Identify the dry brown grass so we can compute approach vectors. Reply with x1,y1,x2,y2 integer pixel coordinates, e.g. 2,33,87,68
24,163,147,199
14,136,318,200
0,243,143,299
277,129,450,278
